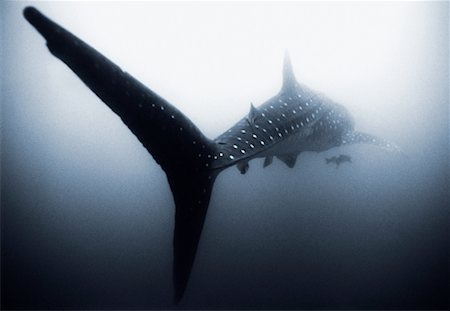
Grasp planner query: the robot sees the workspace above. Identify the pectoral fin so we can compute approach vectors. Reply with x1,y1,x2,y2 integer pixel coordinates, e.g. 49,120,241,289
277,154,298,168
263,156,273,168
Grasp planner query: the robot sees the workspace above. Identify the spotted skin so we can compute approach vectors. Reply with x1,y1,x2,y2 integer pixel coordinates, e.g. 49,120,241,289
212,54,360,171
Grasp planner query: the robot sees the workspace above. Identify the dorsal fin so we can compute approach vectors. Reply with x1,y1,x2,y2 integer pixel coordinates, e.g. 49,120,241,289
281,51,297,92
247,103,259,125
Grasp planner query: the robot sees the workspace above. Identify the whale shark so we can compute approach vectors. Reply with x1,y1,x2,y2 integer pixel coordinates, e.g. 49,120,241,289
23,7,401,303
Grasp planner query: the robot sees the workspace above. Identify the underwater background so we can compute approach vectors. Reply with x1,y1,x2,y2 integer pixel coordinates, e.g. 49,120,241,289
1,1,448,309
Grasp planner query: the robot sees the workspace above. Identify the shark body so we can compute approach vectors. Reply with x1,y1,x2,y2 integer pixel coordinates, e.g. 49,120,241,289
23,7,400,303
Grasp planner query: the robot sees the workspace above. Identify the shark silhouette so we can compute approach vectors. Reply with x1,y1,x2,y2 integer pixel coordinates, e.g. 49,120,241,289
23,7,401,303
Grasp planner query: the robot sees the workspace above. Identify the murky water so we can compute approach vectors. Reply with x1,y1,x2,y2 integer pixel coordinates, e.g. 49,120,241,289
2,1,448,309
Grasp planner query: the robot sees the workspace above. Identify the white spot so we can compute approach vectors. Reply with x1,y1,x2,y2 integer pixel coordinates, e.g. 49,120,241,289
252,134,257,138
300,122,304,126
293,109,296,114
160,106,165,110
193,140,196,145
268,120,273,124
262,128,267,132
297,94,302,98
278,133,283,137
237,137,242,141
269,136,274,140
241,129,246,134
219,152,224,157
250,144,254,148
233,144,238,149
281,113,286,118
241,149,246,154
306,117,310,122
260,141,265,145
261,113,266,117
291,125,295,130
171,115,175,119
270,105,274,109
229,155,235,160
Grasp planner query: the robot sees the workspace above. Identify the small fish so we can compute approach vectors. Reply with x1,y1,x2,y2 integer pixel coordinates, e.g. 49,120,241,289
325,154,352,168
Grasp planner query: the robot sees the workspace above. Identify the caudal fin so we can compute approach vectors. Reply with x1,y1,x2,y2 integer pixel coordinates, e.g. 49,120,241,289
169,170,218,302
24,7,227,303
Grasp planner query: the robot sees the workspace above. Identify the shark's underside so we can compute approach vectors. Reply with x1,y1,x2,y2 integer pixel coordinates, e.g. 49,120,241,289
23,7,401,303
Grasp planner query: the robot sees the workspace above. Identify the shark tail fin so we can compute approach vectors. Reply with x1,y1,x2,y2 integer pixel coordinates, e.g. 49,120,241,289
24,7,225,303
170,170,218,303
